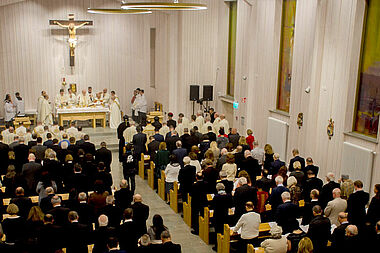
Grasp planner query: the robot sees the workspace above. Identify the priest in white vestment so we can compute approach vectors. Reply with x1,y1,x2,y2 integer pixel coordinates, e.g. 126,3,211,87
123,122,137,143
1,127,16,144
50,123,61,140
4,96,16,124
175,118,185,137
87,87,95,103
195,111,204,129
218,114,230,133
178,113,190,129
67,122,79,138
33,122,45,137
14,92,25,116
213,113,221,133
77,90,90,107
37,91,47,123
40,95,53,126
109,92,122,129
201,116,214,134
15,124,27,137
159,122,170,136
67,88,77,106
24,129,32,144
101,88,110,105
55,89,69,108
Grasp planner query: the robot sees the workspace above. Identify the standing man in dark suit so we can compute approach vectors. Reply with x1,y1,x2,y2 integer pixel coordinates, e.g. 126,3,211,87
319,172,340,209
269,153,285,175
95,142,112,172
178,157,196,202
190,173,208,234
10,187,32,218
276,192,300,234
47,195,70,227
153,128,164,142
117,115,129,162
21,153,42,195
93,215,118,253
119,208,139,252
131,194,150,238
79,134,96,156
306,205,331,253
147,136,160,162
172,140,187,168
32,137,47,162
346,180,369,227
211,183,233,237
39,214,65,253
301,189,320,225
157,231,182,253
132,126,147,161
268,176,289,216
0,135,10,175
27,133,38,149
166,130,180,153
43,133,54,148
234,177,258,221
304,157,319,176
288,148,305,172
303,170,323,202
65,211,92,253
114,179,133,211
206,126,217,142
331,212,350,250
13,136,29,173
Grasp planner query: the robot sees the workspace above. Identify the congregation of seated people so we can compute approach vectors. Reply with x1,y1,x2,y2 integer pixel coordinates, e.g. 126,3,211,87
0,122,181,253
124,109,380,253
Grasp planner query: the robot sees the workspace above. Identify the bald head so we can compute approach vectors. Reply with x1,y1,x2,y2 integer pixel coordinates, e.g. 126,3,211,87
133,194,142,203
28,153,36,162
98,214,109,227
332,188,341,198
345,225,358,237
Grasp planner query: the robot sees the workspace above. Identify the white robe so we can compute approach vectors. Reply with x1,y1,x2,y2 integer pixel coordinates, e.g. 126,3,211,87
37,95,44,123
67,127,79,139
201,121,214,134
159,125,170,137
123,125,137,143
67,93,77,106
1,129,15,145
218,119,230,133
4,102,16,122
110,97,122,129
15,126,27,136
195,116,204,130
33,125,45,137
40,99,53,126
190,121,197,130
143,124,155,139
77,94,90,107
213,117,221,133
50,125,61,140
102,93,110,105
14,98,25,116
181,117,190,129
175,123,185,137
87,92,95,103
24,132,32,145
55,94,68,107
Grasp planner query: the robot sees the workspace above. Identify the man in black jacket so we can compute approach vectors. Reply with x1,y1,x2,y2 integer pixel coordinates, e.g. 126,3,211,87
346,180,370,227
131,194,150,238
0,135,9,175
114,179,133,210
288,148,305,172
75,192,95,226
132,126,147,160
13,136,29,173
65,211,92,253
93,214,118,253
47,195,70,227
99,195,122,228
11,187,32,218
276,192,299,234
304,157,319,176
301,189,320,225
211,183,233,235
178,156,196,202
190,173,208,234
234,177,257,221
95,142,112,172
319,172,340,209
117,115,129,162
39,214,65,253
206,126,217,142
303,170,323,202
119,208,139,252
21,153,42,195
147,136,160,162
331,212,350,250
268,176,289,216
269,153,285,175
307,205,331,253
79,135,96,156
157,231,182,253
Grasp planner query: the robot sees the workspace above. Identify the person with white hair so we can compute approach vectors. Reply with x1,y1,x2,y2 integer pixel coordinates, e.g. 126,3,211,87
100,195,123,228
287,176,302,205
320,172,341,209
218,114,229,134
270,153,286,175
268,176,290,215
123,120,137,144
172,140,187,168
341,225,361,252
114,179,133,210
261,225,288,253
195,110,204,129
201,116,213,134
324,188,347,226
178,156,196,202
189,151,201,173
138,234,153,250
276,191,300,234
233,177,257,221
131,194,150,238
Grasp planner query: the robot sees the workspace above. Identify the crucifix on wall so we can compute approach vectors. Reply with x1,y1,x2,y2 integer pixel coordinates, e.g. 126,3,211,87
49,14,93,66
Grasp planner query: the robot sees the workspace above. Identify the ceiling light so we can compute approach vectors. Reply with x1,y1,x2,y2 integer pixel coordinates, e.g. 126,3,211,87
87,8,152,14
121,1,207,11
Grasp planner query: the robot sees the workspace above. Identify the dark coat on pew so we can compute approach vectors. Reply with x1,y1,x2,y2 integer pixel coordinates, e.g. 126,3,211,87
233,184,257,221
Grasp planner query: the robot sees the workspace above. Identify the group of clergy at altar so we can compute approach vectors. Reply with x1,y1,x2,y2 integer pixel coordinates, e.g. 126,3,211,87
37,86,122,129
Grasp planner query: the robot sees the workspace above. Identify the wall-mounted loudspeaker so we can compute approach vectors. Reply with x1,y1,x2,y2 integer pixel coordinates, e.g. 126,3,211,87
203,85,213,101
190,85,200,101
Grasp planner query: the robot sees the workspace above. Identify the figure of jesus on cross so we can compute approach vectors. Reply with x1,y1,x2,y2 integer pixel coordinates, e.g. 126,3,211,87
50,14,93,66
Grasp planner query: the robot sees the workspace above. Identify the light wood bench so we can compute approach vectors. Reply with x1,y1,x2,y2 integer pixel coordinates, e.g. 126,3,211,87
169,181,179,213
183,194,192,227
138,154,150,179
199,207,210,244
157,170,166,201
217,224,230,253
147,161,155,189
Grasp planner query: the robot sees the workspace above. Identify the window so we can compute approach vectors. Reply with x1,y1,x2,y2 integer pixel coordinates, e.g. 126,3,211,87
227,1,237,97
276,0,296,112
150,28,156,88
353,0,380,138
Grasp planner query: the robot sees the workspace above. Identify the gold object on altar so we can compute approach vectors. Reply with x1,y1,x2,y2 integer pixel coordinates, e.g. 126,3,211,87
70,83,77,93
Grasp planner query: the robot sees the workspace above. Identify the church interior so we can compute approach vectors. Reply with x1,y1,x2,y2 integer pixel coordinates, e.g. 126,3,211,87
0,0,380,252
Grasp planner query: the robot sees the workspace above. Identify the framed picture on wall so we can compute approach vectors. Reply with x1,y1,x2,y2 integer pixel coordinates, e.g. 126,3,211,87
70,83,77,94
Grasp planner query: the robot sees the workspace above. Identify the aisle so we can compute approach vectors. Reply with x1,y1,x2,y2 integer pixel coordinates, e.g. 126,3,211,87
110,156,214,253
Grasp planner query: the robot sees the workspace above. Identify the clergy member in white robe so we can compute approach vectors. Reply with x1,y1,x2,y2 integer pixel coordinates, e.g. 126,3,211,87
67,122,79,138
195,111,204,129
33,122,45,137
40,95,53,126
218,114,230,133
4,95,16,124
50,123,61,140
159,122,170,136
123,122,137,143
67,88,77,106
109,93,122,129
175,118,185,137
24,129,32,145
213,113,221,133
77,90,90,107
201,116,214,134
55,89,69,108
14,92,25,116
37,91,47,123
1,127,16,145
15,124,27,137
178,113,190,129
101,88,110,105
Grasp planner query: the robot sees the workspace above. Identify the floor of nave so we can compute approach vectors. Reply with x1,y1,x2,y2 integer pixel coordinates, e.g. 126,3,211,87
109,151,214,253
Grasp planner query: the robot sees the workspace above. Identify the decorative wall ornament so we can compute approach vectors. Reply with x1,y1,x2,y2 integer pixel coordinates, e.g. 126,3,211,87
327,118,334,140
297,112,303,129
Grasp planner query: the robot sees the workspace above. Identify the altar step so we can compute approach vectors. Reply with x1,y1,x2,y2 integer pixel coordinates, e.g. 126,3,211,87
84,127,119,152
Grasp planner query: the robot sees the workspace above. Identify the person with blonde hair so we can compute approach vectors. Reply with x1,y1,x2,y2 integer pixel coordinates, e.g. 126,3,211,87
2,203,27,244
287,176,302,205
246,129,255,150
263,143,274,170
297,237,313,253
238,136,250,151
209,141,220,158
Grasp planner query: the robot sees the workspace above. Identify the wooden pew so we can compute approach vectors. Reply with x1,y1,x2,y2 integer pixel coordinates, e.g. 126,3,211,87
169,181,179,213
199,207,210,244
183,194,192,227
217,224,230,253
157,170,166,201
1,186,5,192
147,161,155,189
247,244,264,253
138,153,145,179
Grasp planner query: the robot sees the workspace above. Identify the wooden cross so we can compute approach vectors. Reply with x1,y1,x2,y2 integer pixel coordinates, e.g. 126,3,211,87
49,14,93,66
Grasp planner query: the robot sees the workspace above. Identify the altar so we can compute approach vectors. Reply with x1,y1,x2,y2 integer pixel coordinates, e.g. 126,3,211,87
57,106,109,128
